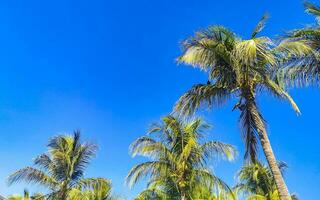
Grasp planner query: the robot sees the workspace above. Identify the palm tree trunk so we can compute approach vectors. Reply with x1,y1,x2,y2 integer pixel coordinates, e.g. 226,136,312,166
59,184,69,200
259,131,291,200
181,193,186,200
249,101,292,200
180,188,186,200
61,192,68,200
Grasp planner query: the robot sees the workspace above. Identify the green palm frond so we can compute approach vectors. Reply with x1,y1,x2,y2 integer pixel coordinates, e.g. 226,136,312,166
127,116,236,199
72,178,119,200
201,141,236,161
178,26,236,70
247,194,266,200
8,167,57,188
263,78,301,114
235,161,298,200
305,1,320,23
273,39,313,58
252,13,269,38
174,84,231,116
193,168,233,194
126,161,170,188
33,154,53,171
7,190,45,200
135,188,169,200
239,100,262,162
8,131,104,200
234,37,276,67
130,137,173,160
175,22,302,167
282,1,320,87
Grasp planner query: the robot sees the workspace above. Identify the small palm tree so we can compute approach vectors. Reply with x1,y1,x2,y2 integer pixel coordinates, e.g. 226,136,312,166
7,190,44,200
126,116,236,200
69,178,120,200
174,15,310,200
8,131,98,200
235,161,298,200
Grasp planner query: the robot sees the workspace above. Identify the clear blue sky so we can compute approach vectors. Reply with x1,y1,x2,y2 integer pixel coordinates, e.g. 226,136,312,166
0,0,318,199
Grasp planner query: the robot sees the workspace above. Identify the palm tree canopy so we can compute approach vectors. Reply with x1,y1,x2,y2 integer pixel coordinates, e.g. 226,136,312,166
235,161,298,200
7,190,45,200
284,1,320,86
126,115,237,200
8,131,98,199
69,178,120,200
174,16,310,161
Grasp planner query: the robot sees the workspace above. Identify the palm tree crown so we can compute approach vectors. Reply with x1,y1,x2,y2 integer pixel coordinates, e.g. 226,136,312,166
7,190,44,200
69,178,119,200
174,15,309,200
175,18,307,160
285,1,320,86
235,161,298,200
126,115,236,200
8,131,98,200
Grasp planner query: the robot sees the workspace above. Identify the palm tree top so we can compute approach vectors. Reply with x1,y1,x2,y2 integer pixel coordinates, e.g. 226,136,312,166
127,116,237,199
284,1,320,87
173,15,312,163
235,161,299,200
8,131,98,199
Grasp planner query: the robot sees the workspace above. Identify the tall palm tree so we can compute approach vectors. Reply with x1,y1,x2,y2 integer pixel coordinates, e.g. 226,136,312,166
174,15,310,200
284,1,320,85
8,131,98,200
235,161,298,200
126,115,236,200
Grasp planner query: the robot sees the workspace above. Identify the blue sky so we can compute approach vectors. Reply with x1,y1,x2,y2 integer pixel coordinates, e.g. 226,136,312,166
0,0,319,199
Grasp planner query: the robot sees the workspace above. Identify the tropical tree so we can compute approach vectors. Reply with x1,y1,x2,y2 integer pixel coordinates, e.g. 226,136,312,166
8,131,99,200
69,178,120,200
7,190,44,200
284,1,320,86
174,15,310,200
235,161,298,200
126,115,236,200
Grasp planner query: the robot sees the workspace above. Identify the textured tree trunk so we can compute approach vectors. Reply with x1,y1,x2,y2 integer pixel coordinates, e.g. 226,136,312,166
249,101,292,200
181,193,186,200
61,192,68,200
59,184,69,200
180,187,186,200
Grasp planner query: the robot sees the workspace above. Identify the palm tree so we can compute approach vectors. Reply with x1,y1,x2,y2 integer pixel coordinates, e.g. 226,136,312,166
174,15,310,200
235,161,298,200
7,190,44,200
69,178,120,200
126,115,237,200
284,1,320,85
8,131,98,200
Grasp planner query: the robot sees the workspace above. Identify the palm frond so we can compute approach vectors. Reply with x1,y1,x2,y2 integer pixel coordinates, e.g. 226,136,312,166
178,26,236,70
194,168,234,198
126,161,170,188
129,136,173,160
263,78,301,114
174,84,230,115
274,39,313,59
201,141,236,161
128,116,235,199
252,13,269,38
8,167,57,188
239,101,261,162
33,154,53,171
305,1,320,23
71,141,98,183
234,37,276,67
